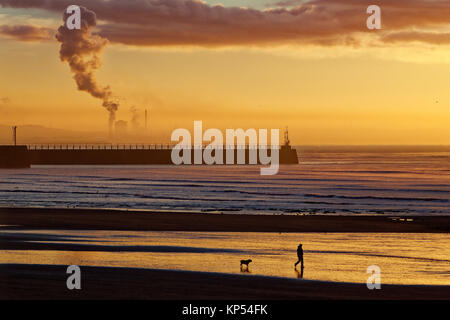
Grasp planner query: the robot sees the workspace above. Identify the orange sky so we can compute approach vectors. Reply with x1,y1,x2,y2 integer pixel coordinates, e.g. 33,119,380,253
0,0,449,144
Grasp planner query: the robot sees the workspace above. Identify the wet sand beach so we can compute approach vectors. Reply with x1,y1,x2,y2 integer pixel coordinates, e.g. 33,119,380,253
1,207,449,299
1,207,449,233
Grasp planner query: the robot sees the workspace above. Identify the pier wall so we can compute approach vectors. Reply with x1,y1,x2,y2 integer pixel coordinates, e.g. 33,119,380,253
0,145,298,166
0,146,30,168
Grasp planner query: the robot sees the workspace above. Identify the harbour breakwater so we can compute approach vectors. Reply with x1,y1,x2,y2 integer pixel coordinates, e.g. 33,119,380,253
0,145,298,168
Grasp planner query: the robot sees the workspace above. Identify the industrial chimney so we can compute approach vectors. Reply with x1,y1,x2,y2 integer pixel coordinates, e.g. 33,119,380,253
12,126,17,146
145,109,148,131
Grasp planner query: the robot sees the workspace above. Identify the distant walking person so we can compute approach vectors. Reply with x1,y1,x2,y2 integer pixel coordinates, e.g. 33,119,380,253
294,243,304,268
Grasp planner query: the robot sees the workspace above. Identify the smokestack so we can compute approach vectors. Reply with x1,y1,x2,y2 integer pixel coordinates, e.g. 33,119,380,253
12,126,17,146
55,6,119,136
145,109,148,131
109,120,113,140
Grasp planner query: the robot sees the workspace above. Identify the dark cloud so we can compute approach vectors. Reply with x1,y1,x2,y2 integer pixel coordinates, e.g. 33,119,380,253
1,0,450,47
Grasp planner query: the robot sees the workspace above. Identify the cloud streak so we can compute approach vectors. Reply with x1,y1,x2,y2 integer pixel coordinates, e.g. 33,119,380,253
0,24,54,42
381,31,450,45
1,0,450,47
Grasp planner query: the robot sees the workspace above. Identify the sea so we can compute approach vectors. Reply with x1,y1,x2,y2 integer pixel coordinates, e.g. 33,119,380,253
0,149,448,215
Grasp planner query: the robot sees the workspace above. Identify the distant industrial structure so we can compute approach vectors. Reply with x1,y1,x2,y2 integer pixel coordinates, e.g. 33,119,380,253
12,126,17,146
114,120,128,138
145,109,148,131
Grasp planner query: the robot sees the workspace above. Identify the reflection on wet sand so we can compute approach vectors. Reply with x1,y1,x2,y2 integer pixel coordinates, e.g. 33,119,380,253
295,265,304,279
1,230,449,285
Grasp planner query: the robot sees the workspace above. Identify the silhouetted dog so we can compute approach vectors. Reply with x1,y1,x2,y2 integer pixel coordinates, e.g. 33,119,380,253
240,259,252,269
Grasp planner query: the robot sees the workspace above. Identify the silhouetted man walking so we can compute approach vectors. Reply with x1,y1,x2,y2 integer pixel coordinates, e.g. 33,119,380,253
294,243,303,268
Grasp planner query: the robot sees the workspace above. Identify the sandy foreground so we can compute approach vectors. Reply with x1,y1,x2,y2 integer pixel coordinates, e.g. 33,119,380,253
1,264,449,300
1,207,449,300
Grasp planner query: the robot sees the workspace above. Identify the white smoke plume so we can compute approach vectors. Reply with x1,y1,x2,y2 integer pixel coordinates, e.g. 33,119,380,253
55,6,118,132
